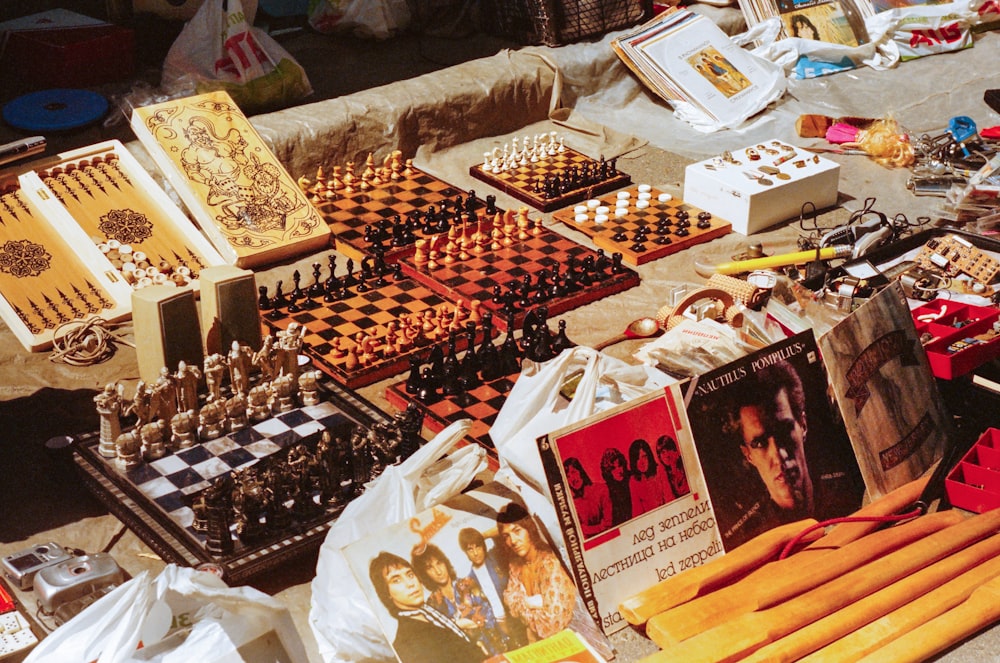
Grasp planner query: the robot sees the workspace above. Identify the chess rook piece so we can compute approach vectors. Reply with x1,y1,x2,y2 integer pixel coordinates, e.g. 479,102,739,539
95,382,125,458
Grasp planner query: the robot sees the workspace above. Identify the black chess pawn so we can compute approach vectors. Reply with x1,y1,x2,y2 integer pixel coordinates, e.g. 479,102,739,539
440,334,461,397
465,190,478,215
416,365,441,404
611,252,625,274
392,262,405,281
343,258,358,287
406,355,424,394
460,321,481,389
498,325,522,375
257,285,272,311
290,270,304,301
551,319,574,355
485,195,498,216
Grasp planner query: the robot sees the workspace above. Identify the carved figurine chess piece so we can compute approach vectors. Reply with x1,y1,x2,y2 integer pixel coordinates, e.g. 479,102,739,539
128,380,155,429
276,322,306,388
140,419,168,461
271,372,296,412
253,334,277,382
228,340,253,396
152,366,179,423
95,382,125,458
203,353,226,402
248,383,272,422
175,360,202,413
227,391,249,432
198,399,227,440
115,430,142,471
298,369,322,406
170,409,199,450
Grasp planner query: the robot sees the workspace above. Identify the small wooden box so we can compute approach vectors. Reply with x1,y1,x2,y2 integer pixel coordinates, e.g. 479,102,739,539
130,90,331,268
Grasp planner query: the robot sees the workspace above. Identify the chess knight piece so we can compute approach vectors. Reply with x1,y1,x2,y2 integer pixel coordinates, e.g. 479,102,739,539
95,382,126,458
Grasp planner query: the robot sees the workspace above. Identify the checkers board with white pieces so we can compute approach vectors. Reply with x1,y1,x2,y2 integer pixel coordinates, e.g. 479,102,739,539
552,185,732,265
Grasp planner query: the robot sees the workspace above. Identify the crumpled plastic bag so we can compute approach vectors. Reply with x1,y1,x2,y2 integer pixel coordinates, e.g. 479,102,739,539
163,0,313,113
307,0,411,38
309,420,488,663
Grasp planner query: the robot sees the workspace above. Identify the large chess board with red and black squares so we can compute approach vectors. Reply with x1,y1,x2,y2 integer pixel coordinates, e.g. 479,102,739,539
469,143,631,213
398,226,640,332
552,186,732,265
386,372,515,462
260,267,486,389
309,162,488,265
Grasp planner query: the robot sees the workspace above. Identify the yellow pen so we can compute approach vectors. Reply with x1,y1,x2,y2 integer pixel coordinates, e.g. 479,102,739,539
712,245,853,274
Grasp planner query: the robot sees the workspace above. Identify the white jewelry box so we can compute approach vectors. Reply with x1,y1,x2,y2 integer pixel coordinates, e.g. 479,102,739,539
683,141,840,235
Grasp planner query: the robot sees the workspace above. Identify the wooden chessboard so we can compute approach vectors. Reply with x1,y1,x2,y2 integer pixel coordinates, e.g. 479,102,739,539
552,186,732,265
386,371,515,461
260,259,487,389
309,160,485,265
398,225,640,332
469,142,631,213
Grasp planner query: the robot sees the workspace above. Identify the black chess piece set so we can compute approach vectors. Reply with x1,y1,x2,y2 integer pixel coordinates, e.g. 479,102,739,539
257,253,404,318
404,306,574,406
490,250,627,318
193,407,423,554
362,191,498,250
611,209,714,253
534,157,619,199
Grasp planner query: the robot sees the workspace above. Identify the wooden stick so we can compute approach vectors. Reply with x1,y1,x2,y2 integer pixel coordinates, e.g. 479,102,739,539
802,543,1000,661
641,508,1000,663
804,474,930,551
645,510,962,647
855,574,1000,663
620,475,931,627
744,531,1000,662
618,518,819,625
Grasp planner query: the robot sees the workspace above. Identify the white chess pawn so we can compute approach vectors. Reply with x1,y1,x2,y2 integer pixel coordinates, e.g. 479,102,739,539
482,151,492,172
558,136,565,153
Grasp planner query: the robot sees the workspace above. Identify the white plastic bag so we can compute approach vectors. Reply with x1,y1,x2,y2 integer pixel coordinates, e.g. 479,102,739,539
309,419,487,663
742,16,900,80
25,565,308,663
489,347,673,497
163,0,312,113
866,1,974,62
307,0,411,38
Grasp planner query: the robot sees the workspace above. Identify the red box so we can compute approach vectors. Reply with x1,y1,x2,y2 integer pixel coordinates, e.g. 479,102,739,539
911,299,1000,380
946,428,1000,513
3,25,135,91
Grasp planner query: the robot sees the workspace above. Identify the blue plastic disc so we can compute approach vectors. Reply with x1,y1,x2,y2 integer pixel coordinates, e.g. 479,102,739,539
2,88,109,132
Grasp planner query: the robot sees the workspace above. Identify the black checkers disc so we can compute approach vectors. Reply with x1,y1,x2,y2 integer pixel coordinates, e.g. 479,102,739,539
2,88,109,132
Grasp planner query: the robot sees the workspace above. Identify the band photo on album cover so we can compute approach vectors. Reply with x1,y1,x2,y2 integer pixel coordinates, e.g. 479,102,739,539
682,330,865,551
340,481,613,663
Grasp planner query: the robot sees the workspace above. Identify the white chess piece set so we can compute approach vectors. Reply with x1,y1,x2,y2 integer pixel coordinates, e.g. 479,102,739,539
481,131,566,174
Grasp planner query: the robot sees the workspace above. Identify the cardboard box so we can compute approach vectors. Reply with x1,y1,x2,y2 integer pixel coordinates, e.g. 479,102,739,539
131,90,332,268
1,10,135,90
683,142,840,235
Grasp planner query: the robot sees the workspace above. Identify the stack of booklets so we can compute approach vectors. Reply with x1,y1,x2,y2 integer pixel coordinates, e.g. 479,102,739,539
611,9,784,129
